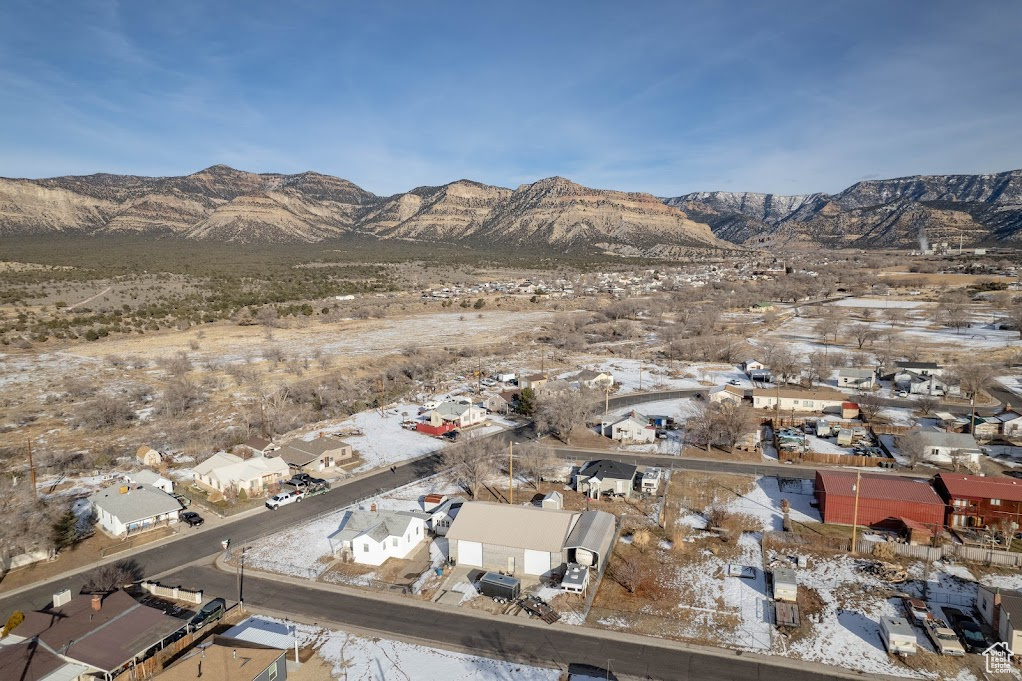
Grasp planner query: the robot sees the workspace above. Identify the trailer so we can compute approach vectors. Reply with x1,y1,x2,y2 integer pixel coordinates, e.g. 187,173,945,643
771,566,798,603
880,616,917,656
283,478,330,498
478,572,521,601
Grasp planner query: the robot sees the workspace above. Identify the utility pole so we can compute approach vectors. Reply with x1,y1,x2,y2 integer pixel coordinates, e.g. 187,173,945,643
850,470,862,554
508,442,513,504
27,439,37,499
604,386,610,416
638,367,643,392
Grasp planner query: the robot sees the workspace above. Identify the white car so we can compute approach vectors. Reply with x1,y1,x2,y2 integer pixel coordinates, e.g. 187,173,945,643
896,391,909,398
265,491,303,510
923,619,966,656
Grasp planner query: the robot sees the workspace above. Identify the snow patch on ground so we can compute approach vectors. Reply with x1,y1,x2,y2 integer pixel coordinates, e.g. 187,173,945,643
271,616,560,680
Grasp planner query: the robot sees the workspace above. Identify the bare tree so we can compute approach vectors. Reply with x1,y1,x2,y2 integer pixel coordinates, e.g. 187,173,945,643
75,395,134,430
686,400,719,451
805,351,833,387
715,400,755,452
611,552,649,594
81,559,145,593
950,362,996,434
857,392,885,421
850,323,877,350
897,431,928,470
440,433,502,499
534,389,597,445
515,442,559,489
917,394,938,416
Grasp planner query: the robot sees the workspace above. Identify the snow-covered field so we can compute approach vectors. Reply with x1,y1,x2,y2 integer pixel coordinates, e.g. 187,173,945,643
826,298,932,309
290,398,508,473
255,616,560,680
578,358,700,393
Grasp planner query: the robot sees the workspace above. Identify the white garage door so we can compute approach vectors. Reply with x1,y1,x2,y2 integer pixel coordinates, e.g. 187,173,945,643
458,541,482,567
524,549,550,576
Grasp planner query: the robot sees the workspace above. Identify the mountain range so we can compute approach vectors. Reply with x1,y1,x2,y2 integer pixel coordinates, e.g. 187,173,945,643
665,169,1022,249
1,165,1020,253
0,166,726,257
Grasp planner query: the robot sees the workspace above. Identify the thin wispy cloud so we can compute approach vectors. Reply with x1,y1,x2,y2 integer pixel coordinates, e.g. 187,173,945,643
0,0,1019,195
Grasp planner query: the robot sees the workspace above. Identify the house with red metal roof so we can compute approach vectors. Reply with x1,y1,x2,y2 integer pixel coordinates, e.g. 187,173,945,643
814,470,945,529
933,473,1022,530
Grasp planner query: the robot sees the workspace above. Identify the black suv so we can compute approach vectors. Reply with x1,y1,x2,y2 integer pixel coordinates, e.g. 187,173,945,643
943,607,993,653
180,511,204,527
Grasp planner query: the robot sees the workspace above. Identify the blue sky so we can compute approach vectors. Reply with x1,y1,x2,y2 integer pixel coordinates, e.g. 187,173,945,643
1,0,1020,196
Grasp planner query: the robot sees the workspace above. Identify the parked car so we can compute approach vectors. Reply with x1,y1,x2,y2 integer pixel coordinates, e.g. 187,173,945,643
265,491,303,510
291,472,313,484
897,391,909,398
179,511,204,527
903,597,931,624
728,379,742,385
943,607,993,653
923,618,966,656
189,598,226,631
1004,471,1022,480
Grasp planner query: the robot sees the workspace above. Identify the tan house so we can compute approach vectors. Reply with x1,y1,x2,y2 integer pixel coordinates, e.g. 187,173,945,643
238,436,278,458
276,435,355,473
977,586,1022,655
193,452,290,495
519,373,549,390
135,445,164,468
708,384,746,404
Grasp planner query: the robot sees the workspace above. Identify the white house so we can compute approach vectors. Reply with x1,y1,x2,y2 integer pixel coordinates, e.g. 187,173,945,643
193,452,290,495
568,370,614,391
428,401,487,429
708,384,745,404
915,431,982,466
895,371,959,397
836,368,876,390
124,470,174,494
90,482,182,537
426,497,465,536
575,459,638,499
328,510,429,566
894,361,943,377
752,387,847,412
602,410,655,443
741,360,765,375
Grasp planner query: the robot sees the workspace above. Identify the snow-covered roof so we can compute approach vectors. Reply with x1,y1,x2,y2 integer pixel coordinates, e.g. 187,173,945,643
223,616,297,651
330,510,429,545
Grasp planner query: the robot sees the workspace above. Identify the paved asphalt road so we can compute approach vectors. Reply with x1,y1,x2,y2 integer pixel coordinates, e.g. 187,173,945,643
158,564,853,681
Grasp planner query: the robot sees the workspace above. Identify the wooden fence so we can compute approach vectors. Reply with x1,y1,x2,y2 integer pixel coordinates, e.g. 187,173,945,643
856,538,1022,568
778,450,885,468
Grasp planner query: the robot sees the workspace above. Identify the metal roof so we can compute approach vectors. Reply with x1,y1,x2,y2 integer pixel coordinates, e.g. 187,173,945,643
329,510,429,544
916,431,980,451
223,617,297,651
815,471,944,506
936,473,1022,503
563,511,616,560
446,502,577,553
89,483,182,525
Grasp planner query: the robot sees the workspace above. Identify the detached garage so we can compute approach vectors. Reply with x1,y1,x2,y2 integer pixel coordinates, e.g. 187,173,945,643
446,502,578,577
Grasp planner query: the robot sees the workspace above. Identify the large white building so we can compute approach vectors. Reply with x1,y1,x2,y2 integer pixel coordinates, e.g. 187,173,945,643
447,502,616,577
752,387,847,412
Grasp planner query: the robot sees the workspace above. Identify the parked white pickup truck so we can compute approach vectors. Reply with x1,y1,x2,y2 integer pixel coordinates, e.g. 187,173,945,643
265,491,303,510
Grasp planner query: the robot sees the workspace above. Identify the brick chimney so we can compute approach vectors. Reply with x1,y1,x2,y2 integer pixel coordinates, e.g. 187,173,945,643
91,594,102,611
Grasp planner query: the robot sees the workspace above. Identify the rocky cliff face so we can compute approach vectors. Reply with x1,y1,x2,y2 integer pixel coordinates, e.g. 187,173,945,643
0,166,731,254
665,169,1022,247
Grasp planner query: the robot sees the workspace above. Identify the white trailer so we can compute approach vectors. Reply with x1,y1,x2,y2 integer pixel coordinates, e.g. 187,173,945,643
880,616,917,656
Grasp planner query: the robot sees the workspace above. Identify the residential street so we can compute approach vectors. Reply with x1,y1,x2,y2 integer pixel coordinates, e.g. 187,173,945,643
154,563,868,681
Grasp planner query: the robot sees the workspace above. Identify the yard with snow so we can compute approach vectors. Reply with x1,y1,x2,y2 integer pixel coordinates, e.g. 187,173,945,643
260,616,561,680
